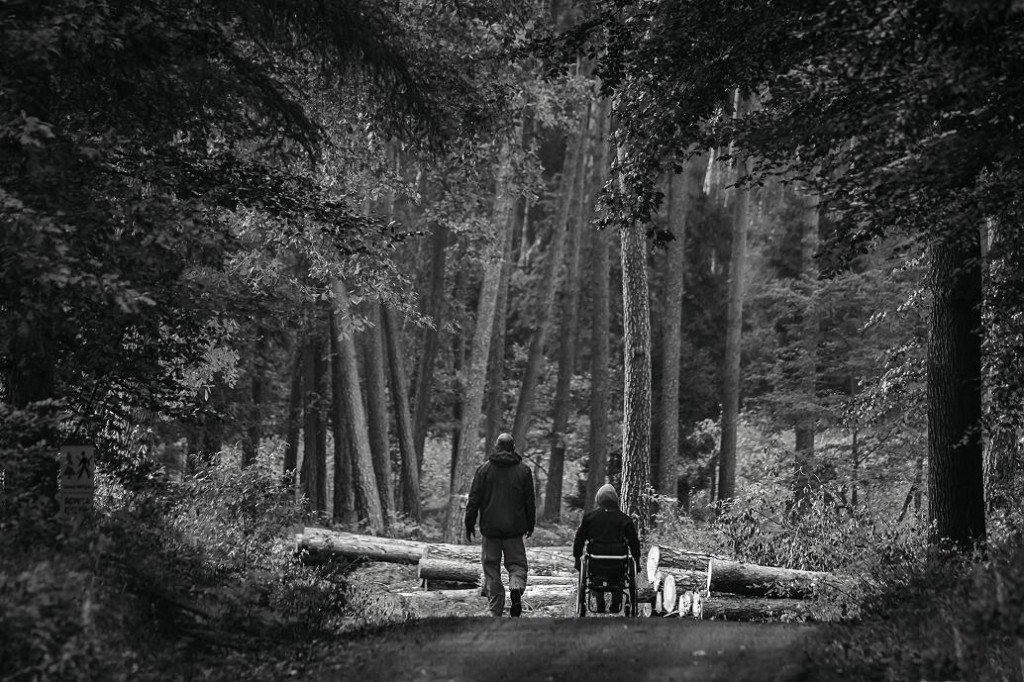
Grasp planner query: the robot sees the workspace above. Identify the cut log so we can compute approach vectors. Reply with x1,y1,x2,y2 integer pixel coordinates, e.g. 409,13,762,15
691,591,703,619
420,543,575,570
649,545,721,573
662,574,677,615
396,584,656,612
678,591,692,617
701,596,813,621
417,557,575,586
646,545,660,582
657,568,708,593
708,557,840,599
297,528,428,565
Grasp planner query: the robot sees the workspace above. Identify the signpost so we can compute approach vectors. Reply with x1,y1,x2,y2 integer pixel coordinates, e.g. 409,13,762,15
58,444,95,520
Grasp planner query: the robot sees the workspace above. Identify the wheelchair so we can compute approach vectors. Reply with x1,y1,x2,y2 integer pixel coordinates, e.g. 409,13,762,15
574,542,639,617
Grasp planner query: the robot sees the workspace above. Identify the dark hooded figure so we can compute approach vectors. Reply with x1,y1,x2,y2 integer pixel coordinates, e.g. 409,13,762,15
465,433,536,617
572,483,641,613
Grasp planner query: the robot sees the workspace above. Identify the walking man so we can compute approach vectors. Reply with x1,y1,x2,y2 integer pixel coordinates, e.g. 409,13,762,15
465,433,536,617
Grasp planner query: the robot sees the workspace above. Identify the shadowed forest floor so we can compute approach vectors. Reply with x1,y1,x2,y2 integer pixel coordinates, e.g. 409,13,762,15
311,617,824,682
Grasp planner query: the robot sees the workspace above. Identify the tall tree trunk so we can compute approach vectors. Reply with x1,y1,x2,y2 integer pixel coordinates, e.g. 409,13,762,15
584,100,613,513
927,230,985,548
657,161,696,503
544,103,593,522
332,280,385,533
383,305,422,521
242,329,265,467
793,193,820,501
300,335,319,511
329,310,357,524
449,266,470,479
718,93,752,503
283,341,303,491
616,132,653,538
484,204,518,451
313,328,328,512
443,146,516,543
363,302,395,521
511,106,588,449
413,222,449,472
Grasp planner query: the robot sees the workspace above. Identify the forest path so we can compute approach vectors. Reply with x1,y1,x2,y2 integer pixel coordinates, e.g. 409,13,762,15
313,617,819,682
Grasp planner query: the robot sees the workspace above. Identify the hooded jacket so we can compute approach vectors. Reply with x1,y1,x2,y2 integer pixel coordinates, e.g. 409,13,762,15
572,486,641,565
465,448,536,539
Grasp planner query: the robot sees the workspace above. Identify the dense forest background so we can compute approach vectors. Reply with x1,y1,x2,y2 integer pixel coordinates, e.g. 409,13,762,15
3,0,1024,680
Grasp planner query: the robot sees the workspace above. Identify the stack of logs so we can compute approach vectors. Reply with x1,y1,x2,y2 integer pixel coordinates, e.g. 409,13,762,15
296,527,847,620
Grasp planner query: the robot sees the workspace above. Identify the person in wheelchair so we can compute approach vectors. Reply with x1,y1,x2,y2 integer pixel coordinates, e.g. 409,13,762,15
572,483,641,613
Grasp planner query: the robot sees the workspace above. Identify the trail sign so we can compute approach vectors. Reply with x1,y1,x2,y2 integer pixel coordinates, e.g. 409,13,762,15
58,444,95,519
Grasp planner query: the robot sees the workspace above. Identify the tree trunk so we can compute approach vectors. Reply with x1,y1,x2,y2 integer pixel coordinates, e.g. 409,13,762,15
718,143,751,503
584,100,613,513
242,329,265,467
702,596,814,622
927,230,985,549
329,310,357,524
300,336,318,510
708,557,847,599
617,137,653,537
544,102,592,522
657,162,695,501
282,342,303,490
363,302,395,521
443,147,517,543
511,107,588,449
383,305,422,521
332,280,385,534
484,219,514,451
418,558,575,584
412,222,449,472
793,193,820,500
449,266,470,479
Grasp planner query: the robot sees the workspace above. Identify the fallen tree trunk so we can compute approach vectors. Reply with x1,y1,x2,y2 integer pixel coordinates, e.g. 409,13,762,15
297,528,428,565
701,595,813,621
398,584,657,611
647,545,722,576
708,558,843,599
653,568,708,593
420,544,575,572
296,527,573,567
418,557,575,585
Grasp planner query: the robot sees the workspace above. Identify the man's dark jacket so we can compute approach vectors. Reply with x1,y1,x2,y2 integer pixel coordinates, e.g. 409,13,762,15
572,504,641,566
465,449,536,539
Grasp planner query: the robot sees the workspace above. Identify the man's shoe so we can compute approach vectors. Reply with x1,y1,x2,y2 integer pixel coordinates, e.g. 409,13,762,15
509,587,523,617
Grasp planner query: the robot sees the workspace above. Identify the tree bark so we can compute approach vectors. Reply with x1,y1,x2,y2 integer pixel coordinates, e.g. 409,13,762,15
363,302,395,521
708,557,846,599
300,321,328,513
332,280,385,533
657,162,695,501
412,223,449,472
282,341,303,490
329,310,357,524
511,107,588,449
718,121,751,503
927,230,985,548
383,305,422,521
484,217,514,451
617,140,653,537
702,596,814,621
443,146,517,543
585,100,613,513
544,102,593,522
241,328,265,467
793,193,820,500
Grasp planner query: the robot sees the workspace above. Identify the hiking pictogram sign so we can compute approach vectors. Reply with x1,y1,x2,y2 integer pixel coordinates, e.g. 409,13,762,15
60,445,95,490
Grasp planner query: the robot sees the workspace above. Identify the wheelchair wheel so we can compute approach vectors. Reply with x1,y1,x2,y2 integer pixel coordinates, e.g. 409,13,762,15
574,556,588,617
626,559,639,618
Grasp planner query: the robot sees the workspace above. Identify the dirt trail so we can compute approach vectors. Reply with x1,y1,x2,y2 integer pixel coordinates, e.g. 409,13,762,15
315,617,818,682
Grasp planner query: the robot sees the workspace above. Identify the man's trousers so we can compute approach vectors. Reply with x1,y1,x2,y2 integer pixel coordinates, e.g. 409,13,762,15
480,535,528,617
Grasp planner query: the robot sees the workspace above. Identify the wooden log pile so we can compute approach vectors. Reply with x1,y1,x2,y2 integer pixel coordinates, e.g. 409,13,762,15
646,544,855,622
295,528,851,621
